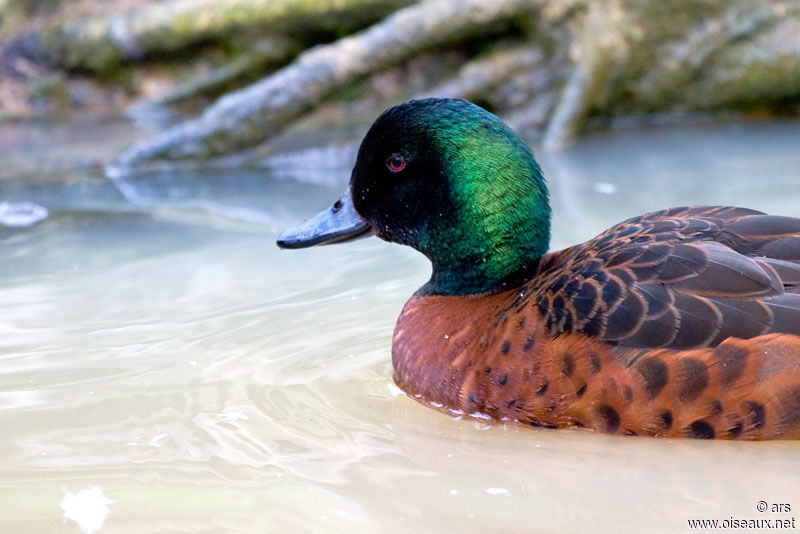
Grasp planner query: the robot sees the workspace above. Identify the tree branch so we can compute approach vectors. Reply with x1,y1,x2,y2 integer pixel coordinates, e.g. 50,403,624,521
107,0,544,175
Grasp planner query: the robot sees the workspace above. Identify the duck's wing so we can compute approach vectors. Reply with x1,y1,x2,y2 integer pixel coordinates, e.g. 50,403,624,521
530,205,800,349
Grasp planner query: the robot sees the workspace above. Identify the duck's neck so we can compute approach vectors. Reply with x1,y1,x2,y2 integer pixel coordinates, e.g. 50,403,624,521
422,253,544,296
419,163,551,296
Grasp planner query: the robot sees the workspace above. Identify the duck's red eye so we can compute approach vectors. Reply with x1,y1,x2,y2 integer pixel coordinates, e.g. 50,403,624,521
386,153,406,173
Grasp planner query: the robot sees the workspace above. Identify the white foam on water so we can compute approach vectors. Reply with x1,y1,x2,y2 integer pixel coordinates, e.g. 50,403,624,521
60,486,113,533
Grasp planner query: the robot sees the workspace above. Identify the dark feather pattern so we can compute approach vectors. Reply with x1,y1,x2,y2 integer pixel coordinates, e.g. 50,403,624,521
526,206,800,349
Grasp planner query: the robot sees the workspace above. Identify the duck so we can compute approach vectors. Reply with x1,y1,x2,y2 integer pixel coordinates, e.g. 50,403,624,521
277,98,800,440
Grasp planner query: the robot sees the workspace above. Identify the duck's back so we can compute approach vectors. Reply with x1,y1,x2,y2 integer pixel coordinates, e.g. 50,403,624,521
392,206,800,439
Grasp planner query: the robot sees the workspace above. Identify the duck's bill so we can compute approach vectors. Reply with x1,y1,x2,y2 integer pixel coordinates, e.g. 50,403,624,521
276,187,374,249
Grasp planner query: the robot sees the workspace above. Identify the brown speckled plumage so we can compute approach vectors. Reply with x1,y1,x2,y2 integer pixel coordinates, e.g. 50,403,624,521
393,206,800,439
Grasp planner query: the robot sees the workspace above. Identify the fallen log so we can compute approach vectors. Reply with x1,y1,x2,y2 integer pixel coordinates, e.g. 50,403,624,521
157,37,296,106
417,45,543,101
107,0,545,175
44,0,415,72
104,0,800,176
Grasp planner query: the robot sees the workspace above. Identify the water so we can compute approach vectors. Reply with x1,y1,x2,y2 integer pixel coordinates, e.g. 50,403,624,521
1,118,800,533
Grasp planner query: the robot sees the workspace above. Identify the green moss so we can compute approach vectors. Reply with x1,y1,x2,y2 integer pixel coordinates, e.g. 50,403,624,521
27,73,69,109
7,0,61,16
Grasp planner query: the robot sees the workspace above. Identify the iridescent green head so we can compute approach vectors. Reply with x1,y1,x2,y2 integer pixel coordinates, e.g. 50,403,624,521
277,98,551,296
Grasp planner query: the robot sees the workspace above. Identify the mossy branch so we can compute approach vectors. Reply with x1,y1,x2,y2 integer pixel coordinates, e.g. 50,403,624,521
107,0,545,175
156,37,296,106
93,0,800,173
542,0,628,151
417,45,543,102
44,0,415,73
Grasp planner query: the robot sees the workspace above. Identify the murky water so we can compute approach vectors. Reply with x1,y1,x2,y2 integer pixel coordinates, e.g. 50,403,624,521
1,118,799,533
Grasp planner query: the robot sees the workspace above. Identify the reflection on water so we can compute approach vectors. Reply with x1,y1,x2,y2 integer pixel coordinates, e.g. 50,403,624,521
0,202,49,228
0,119,799,533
